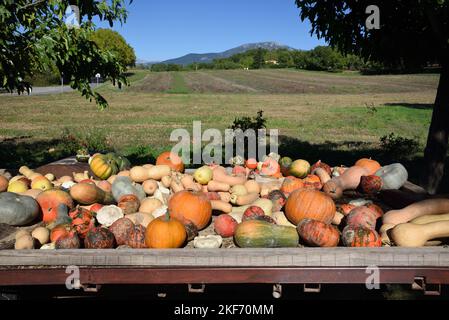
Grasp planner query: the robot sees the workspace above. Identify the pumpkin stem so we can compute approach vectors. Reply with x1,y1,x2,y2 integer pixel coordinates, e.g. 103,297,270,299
164,209,170,221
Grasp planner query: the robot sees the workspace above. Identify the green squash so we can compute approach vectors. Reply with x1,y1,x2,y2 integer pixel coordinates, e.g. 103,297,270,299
234,220,299,248
0,192,40,226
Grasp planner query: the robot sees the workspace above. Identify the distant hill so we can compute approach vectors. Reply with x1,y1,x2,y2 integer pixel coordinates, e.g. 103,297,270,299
160,42,296,65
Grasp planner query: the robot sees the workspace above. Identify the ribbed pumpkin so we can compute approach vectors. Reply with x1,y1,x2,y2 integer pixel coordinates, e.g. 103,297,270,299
156,151,184,173
360,175,383,194
90,154,119,180
355,158,381,175
127,224,147,248
280,176,304,196
342,226,382,247
168,190,212,230
297,219,340,247
285,189,336,225
145,212,186,248
345,206,378,230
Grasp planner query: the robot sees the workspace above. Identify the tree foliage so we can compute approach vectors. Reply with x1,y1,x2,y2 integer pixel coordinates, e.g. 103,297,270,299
0,0,132,109
91,28,136,67
295,0,449,193
295,0,448,68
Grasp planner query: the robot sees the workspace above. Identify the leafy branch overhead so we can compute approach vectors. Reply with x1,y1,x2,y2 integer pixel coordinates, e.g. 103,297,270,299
0,0,133,109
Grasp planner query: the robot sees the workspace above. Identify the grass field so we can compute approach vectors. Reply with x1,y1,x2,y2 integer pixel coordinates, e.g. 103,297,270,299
0,68,439,179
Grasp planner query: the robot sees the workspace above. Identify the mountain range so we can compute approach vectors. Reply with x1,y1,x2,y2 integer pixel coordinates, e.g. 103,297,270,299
138,42,296,66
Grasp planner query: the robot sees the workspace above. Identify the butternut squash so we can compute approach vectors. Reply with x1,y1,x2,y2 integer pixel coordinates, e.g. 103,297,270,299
212,166,247,186
230,198,273,216
211,200,233,213
411,213,449,225
230,192,259,206
230,184,248,196
383,198,449,226
312,167,331,184
207,180,230,192
244,180,261,194
129,166,149,183
181,174,201,191
323,166,369,199
390,221,449,247
130,165,171,182
218,192,231,203
161,175,172,188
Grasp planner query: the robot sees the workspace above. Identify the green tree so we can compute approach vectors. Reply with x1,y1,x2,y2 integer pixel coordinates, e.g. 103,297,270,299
277,50,294,68
252,48,265,69
295,0,449,193
305,46,345,71
91,29,136,67
0,0,131,109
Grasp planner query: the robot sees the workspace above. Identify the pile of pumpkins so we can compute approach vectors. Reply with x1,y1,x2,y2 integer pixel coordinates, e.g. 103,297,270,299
2,151,449,250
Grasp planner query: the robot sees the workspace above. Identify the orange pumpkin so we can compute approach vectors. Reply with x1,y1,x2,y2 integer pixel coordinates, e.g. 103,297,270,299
342,226,382,247
285,189,336,225
355,158,381,175
168,190,212,230
145,212,186,248
36,189,74,224
280,176,304,196
297,219,340,247
156,152,184,173
303,174,322,190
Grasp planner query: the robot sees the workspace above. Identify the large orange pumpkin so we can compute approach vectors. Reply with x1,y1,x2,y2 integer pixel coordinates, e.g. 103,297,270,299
168,190,212,230
145,213,186,248
285,189,336,225
280,176,304,196
355,158,381,175
156,152,184,173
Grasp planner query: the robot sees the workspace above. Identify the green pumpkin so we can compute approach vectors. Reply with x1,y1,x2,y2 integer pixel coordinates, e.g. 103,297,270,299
0,192,40,226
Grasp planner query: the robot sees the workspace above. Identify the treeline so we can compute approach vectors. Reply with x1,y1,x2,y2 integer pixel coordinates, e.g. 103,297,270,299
148,46,371,73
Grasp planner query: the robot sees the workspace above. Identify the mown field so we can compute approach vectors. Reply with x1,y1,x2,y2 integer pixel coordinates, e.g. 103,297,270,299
0,69,439,176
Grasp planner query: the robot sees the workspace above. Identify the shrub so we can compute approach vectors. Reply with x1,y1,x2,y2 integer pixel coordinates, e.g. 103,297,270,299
379,133,420,161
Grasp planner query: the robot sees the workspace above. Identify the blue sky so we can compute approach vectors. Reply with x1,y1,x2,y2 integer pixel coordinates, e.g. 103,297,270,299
97,0,325,62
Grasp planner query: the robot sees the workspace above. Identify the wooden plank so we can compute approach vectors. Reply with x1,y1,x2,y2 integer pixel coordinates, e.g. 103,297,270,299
1,247,449,268
2,267,449,286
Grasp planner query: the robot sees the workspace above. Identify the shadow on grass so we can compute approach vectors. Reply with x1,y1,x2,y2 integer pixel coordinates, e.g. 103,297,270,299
0,137,76,169
384,103,433,110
